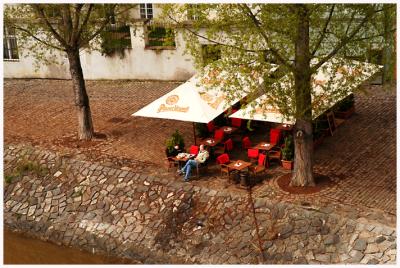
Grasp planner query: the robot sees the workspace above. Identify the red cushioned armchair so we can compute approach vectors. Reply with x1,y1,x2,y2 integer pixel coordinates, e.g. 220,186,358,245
249,153,268,177
189,145,199,155
231,117,242,128
214,129,225,141
207,121,215,133
215,138,233,155
247,148,259,163
216,153,233,177
242,136,252,149
269,128,282,146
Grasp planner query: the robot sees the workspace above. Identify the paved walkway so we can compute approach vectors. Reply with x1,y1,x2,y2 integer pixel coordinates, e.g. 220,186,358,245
4,79,396,216
254,86,396,216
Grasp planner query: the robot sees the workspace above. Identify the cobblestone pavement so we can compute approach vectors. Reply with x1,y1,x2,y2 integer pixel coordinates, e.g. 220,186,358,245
254,86,397,216
4,79,396,217
4,145,396,264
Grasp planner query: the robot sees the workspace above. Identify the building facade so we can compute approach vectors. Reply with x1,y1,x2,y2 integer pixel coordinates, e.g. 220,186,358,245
4,4,197,81
4,4,388,82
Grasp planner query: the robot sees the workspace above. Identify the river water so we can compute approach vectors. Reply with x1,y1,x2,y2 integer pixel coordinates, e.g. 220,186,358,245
4,228,139,264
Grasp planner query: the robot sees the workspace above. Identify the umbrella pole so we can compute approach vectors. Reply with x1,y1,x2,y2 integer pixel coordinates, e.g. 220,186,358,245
192,122,197,145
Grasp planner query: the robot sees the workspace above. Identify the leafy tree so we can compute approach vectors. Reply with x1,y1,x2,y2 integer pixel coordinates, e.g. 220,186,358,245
381,4,396,85
162,3,395,186
4,4,136,140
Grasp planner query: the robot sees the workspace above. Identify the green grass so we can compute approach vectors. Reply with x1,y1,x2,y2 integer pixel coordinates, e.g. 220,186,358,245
4,158,49,184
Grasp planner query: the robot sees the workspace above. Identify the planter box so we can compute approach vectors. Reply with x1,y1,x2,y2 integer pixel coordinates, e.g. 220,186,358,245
281,160,293,170
334,105,355,119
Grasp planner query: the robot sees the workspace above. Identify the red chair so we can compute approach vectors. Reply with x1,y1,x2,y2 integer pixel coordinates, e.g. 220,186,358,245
248,148,259,162
215,138,234,155
231,118,242,128
216,153,233,177
242,136,252,149
225,138,233,151
189,145,199,155
216,153,229,164
207,121,215,133
249,153,267,177
269,128,282,146
214,129,225,141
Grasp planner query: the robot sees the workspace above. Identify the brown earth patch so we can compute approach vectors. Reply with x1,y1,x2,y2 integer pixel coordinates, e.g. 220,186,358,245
53,135,105,149
277,173,337,194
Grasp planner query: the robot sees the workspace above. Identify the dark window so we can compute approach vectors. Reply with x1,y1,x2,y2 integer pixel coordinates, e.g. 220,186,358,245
201,44,221,66
4,26,19,60
140,3,153,19
146,26,176,48
100,23,131,56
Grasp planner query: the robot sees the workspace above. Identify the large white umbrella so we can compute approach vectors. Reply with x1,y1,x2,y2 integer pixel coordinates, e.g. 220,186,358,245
133,75,240,123
133,63,277,143
230,58,382,124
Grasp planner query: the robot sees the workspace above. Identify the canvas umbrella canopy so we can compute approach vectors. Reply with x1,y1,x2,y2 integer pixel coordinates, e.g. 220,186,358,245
133,75,236,124
133,63,277,143
229,58,382,124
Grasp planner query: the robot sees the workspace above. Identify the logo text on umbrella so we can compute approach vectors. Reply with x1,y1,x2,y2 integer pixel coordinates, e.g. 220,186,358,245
157,95,189,113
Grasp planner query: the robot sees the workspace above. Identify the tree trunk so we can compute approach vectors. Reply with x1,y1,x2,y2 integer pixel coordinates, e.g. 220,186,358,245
382,5,394,85
67,49,94,140
290,5,315,187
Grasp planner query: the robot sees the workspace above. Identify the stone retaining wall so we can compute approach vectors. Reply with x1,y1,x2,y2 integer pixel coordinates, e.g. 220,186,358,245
3,144,396,264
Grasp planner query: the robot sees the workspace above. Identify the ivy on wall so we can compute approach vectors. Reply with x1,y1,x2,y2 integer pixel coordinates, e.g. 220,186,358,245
100,24,131,58
146,26,176,48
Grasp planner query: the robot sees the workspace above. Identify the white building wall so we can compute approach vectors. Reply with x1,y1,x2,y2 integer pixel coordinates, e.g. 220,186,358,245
4,51,70,79
80,27,195,81
4,26,196,81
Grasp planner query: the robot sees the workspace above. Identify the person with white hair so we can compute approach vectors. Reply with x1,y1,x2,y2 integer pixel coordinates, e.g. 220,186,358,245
178,144,209,182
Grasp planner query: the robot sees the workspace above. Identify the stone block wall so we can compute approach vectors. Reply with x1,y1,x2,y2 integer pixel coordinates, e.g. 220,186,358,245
3,144,396,264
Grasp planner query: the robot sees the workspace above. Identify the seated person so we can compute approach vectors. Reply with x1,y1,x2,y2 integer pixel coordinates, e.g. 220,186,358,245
177,144,209,182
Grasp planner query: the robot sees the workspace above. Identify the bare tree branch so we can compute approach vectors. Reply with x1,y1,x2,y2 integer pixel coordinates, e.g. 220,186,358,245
239,4,294,71
348,30,396,43
71,4,83,42
75,4,93,44
31,4,69,48
311,5,379,73
167,13,262,53
344,9,358,37
311,4,335,56
14,25,65,51
61,4,73,44
79,4,138,48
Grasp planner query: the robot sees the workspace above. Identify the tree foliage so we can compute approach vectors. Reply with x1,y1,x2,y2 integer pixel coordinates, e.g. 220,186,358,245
162,4,394,103
162,3,395,186
4,4,135,66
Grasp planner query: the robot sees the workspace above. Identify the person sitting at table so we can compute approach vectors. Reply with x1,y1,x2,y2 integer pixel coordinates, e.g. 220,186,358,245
177,144,209,182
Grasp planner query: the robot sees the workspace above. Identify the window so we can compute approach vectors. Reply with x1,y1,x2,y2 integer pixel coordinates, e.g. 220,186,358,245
201,44,221,66
187,4,200,21
146,26,175,48
4,26,19,60
100,23,131,57
140,3,153,19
